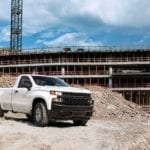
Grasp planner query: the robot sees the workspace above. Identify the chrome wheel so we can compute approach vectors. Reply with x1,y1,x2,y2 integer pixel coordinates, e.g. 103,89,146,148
33,102,49,127
35,107,42,122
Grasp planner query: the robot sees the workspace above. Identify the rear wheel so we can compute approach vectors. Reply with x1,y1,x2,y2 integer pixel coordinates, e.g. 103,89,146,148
73,120,88,126
0,106,4,117
33,102,49,127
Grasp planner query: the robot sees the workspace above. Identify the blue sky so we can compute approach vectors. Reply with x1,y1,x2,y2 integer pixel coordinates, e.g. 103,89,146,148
0,0,150,48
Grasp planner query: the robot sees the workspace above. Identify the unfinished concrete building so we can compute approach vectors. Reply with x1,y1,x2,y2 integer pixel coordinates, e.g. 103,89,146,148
0,46,150,111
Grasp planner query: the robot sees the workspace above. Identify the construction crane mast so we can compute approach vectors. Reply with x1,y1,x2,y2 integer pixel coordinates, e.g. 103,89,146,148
10,0,23,52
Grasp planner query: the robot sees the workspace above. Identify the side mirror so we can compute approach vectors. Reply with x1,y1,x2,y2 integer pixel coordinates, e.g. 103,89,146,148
24,81,32,91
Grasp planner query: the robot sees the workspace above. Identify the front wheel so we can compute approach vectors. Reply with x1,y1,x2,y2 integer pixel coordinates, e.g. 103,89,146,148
0,106,4,117
33,102,49,127
73,120,88,126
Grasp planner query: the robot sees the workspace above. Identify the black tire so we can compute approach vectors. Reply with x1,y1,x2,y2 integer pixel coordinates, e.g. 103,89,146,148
33,102,49,127
0,106,4,117
73,120,88,126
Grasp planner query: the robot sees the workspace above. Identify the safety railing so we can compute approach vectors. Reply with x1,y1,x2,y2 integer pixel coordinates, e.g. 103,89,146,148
0,57,149,65
1,45,150,53
0,71,109,76
142,105,150,113
113,83,150,88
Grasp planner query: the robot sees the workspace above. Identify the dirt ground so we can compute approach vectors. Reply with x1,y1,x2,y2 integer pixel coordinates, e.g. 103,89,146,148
0,113,150,150
0,77,150,150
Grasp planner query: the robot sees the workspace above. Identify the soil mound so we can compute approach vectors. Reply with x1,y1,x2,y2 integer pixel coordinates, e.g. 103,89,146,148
0,75,16,88
85,86,149,120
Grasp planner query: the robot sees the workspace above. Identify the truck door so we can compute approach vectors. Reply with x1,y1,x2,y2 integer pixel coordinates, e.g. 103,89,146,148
12,76,32,113
0,89,13,111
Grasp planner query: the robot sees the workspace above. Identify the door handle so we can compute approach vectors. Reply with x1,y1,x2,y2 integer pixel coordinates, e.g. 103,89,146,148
15,90,18,93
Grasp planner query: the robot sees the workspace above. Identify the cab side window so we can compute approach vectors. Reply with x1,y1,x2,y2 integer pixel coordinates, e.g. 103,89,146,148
18,76,32,88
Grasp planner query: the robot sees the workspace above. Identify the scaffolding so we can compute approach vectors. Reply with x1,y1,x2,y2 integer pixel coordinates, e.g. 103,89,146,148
10,0,23,52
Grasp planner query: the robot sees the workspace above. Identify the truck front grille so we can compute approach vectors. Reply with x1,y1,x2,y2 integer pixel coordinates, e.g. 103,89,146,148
59,93,92,106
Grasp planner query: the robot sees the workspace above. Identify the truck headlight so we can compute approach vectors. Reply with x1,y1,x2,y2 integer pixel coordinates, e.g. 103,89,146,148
52,98,63,103
50,91,62,96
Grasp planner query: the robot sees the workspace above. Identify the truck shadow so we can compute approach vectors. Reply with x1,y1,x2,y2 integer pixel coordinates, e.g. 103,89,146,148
4,116,75,128
48,120,75,128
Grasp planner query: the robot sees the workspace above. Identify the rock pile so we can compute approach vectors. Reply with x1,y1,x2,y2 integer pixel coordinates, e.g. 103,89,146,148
0,75,16,88
85,86,149,120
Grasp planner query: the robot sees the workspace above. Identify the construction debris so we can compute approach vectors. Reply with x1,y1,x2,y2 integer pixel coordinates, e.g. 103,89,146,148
82,86,149,120
0,75,16,88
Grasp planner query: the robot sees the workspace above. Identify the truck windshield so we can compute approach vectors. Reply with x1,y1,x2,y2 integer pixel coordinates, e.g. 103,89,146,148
32,76,69,87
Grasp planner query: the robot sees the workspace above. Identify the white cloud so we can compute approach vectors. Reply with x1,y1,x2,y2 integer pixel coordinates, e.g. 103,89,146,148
0,1,10,21
1,0,150,33
23,0,59,35
90,0,150,27
40,31,55,38
0,26,10,42
0,0,150,47
36,32,99,47
24,0,150,37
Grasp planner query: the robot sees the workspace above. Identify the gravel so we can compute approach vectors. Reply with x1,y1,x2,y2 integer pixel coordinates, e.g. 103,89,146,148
0,76,150,150
0,116,150,150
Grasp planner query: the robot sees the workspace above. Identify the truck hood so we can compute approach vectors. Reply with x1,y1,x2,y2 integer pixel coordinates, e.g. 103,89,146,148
36,86,91,94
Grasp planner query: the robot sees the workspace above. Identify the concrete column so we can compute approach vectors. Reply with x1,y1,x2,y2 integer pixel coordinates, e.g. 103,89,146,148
109,78,112,88
109,66,113,88
61,67,65,75
109,66,113,75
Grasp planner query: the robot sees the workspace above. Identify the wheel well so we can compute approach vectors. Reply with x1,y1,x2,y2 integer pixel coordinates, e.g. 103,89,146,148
32,98,47,112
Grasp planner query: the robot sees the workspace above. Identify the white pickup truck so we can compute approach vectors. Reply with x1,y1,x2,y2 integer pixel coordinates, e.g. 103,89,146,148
0,75,94,126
